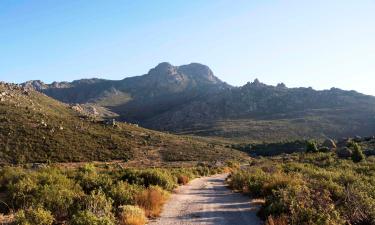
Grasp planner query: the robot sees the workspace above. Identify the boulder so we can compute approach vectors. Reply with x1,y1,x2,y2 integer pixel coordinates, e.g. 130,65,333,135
337,147,352,158
322,139,337,149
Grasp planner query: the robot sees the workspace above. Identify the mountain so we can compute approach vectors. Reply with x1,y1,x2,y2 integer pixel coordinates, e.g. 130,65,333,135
23,62,230,122
23,63,375,142
0,82,245,164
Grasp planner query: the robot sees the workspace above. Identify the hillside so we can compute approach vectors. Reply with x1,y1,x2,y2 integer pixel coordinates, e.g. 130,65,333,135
23,63,375,142
0,82,245,164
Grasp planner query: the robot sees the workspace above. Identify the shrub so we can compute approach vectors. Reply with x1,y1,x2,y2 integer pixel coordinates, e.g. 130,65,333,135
15,208,54,225
76,166,113,193
135,186,169,217
71,210,115,225
108,181,142,207
122,169,176,191
83,189,115,221
119,205,147,225
7,168,83,218
350,143,365,163
306,141,318,153
265,215,288,225
177,175,189,185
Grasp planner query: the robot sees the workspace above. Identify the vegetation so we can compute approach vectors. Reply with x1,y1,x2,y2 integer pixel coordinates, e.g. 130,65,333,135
228,152,375,224
0,83,246,164
0,164,225,224
119,205,147,225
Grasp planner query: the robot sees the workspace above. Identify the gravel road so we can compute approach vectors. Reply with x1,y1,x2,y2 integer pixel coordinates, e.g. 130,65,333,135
148,173,263,225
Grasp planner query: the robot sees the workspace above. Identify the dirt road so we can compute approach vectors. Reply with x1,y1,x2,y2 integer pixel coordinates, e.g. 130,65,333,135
148,174,263,225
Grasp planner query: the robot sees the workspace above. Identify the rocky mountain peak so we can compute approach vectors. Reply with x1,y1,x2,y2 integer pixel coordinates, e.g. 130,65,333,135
22,80,47,91
148,62,177,76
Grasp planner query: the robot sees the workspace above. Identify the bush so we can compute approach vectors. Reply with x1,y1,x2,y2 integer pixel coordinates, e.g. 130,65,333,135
108,181,143,207
7,168,83,218
135,186,169,217
121,169,176,191
350,143,365,163
177,175,189,185
119,205,147,225
15,208,54,225
76,166,113,193
83,189,115,222
306,141,318,153
71,210,115,225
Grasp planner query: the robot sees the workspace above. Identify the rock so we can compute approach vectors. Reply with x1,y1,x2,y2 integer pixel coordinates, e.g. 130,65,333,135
104,119,117,127
337,147,353,158
322,139,337,149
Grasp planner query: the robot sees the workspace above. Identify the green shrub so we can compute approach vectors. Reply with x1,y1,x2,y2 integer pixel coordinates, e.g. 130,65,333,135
350,143,365,163
76,166,113,193
306,141,318,153
71,210,115,225
121,169,176,191
15,208,54,225
108,181,142,207
7,168,83,218
84,189,115,220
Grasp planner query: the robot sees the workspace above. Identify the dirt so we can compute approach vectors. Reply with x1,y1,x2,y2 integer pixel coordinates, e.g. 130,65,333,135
148,174,263,225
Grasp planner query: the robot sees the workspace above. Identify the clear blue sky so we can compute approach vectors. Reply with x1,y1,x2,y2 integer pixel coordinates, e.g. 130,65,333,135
1,0,374,95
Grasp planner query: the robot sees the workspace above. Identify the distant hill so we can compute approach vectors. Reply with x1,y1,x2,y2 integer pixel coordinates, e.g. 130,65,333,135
0,82,245,164
23,63,375,142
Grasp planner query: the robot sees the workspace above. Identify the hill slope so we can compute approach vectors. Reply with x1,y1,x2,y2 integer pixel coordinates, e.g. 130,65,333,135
23,63,375,141
0,82,245,164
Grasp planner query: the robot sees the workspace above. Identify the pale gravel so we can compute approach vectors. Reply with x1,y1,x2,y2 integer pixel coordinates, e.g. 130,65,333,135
148,174,263,225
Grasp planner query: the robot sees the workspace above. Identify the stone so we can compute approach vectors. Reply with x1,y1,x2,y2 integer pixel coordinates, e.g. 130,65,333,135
337,147,352,158
322,139,337,149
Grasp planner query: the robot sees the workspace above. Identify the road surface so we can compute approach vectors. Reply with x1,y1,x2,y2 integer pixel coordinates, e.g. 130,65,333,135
148,174,263,225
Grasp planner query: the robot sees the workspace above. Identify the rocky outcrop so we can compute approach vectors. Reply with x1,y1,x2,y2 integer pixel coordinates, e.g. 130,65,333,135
322,139,337,150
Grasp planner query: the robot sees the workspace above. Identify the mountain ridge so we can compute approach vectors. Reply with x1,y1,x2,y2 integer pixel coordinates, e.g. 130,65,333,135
22,62,375,141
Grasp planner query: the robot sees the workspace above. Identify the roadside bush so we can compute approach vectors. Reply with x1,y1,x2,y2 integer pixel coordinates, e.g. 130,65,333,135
108,181,143,207
15,208,54,225
261,184,344,224
119,205,147,225
135,186,169,217
122,169,176,191
177,175,189,185
71,210,114,225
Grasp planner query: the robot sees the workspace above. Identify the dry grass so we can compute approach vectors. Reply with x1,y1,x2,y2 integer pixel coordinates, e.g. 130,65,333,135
119,205,147,225
265,215,288,225
0,213,14,225
135,186,169,218
177,175,189,185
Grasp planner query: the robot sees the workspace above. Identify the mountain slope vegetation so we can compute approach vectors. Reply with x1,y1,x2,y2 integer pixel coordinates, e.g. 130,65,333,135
0,82,245,164
24,63,375,142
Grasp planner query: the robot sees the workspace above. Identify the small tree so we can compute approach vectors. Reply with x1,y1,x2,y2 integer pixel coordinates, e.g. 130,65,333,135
351,143,365,163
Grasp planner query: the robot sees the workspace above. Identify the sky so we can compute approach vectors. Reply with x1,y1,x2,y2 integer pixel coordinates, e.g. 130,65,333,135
0,0,374,95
